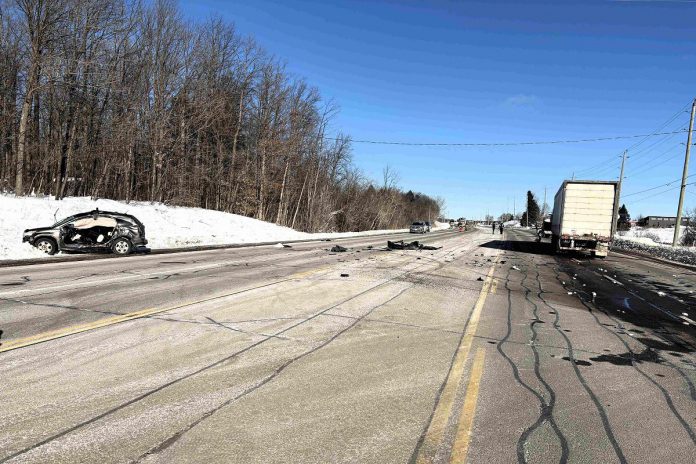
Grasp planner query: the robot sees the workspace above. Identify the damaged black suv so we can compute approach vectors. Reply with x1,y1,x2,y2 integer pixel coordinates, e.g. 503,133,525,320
22,209,148,256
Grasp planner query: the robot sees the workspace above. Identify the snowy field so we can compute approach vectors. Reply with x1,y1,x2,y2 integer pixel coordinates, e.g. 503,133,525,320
617,226,680,245
0,194,449,261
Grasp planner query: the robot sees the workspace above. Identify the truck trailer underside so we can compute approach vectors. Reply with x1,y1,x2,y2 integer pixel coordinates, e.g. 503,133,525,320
553,234,609,257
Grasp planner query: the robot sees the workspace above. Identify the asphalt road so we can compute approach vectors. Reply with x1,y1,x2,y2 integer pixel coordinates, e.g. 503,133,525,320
0,228,694,463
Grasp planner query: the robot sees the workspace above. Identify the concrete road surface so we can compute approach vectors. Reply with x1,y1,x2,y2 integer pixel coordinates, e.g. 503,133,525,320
0,228,694,463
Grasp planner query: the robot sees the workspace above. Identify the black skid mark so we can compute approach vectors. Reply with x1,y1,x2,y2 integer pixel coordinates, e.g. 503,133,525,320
516,267,570,463
496,262,569,464
552,268,696,445
538,268,628,463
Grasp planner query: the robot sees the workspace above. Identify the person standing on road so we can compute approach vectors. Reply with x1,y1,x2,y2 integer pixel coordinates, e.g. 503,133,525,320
499,223,504,234
491,222,496,234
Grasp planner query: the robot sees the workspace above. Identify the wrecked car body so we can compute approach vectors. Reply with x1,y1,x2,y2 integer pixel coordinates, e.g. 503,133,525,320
22,209,149,256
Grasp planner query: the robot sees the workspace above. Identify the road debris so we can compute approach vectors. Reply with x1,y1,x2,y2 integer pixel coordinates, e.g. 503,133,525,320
274,243,292,248
477,277,484,281
603,275,623,286
330,245,348,252
657,291,666,297
512,265,520,271
386,240,442,251
340,273,349,277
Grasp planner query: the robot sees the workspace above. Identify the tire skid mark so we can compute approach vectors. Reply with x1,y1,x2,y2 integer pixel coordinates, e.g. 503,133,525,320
1,234,474,464
134,286,413,462
140,237,482,462
516,265,570,463
508,229,628,464
497,239,568,464
550,267,696,445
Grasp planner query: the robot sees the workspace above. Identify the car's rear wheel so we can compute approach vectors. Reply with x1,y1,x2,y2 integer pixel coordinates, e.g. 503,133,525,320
35,238,57,255
112,238,132,255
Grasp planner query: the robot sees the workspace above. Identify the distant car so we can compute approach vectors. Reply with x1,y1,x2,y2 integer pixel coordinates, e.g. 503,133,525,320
424,221,432,232
22,209,148,256
410,221,427,234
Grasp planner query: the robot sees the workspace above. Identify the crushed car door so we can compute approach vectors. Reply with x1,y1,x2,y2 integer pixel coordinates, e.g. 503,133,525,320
60,216,118,250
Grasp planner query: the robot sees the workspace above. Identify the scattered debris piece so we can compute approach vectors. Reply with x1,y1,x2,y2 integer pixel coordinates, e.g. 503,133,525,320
274,243,291,248
657,291,666,297
386,240,442,251
603,275,623,286
512,265,520,271
567,291,574,295
340,273,349,277
330,245,348,253
477,277,484,281
683,312,689,316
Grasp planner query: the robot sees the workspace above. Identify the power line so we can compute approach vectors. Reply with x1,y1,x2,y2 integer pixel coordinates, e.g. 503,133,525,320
622,175,692,198
571,102,692,177
624,102,691,152
627,122,689,162
630,183,696,205
625,143,682,178
324,129,690,147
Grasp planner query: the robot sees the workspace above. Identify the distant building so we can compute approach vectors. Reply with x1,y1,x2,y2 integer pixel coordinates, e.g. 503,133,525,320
638,216,690,228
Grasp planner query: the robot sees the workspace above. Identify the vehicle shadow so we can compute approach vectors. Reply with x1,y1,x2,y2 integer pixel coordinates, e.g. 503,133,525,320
479,239,555,256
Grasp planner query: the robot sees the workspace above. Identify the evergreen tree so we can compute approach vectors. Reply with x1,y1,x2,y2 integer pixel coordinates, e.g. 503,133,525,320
520,191,541,227
617,204,631,231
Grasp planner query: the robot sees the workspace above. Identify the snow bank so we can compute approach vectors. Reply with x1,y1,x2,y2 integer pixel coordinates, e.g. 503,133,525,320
0,194,448,261
617,227,678,245
612,238,696,266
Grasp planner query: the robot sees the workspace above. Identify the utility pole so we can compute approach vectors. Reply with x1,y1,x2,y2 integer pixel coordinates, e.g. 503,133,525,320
543,187,547,217
513,198,516,218
673,98,696,246
611,150,627,240
526,193,529,227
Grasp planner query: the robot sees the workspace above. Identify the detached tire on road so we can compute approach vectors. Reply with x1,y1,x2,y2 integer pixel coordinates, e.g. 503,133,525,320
35,237,57,255
112,238,132,255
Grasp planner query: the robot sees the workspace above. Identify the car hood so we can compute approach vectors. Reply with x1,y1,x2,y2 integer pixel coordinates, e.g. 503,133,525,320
23,226,55,234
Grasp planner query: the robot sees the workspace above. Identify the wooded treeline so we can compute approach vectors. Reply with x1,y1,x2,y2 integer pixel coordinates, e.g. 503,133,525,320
0,0,441,232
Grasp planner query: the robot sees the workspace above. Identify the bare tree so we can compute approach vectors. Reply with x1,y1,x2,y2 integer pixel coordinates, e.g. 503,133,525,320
0,0,443,232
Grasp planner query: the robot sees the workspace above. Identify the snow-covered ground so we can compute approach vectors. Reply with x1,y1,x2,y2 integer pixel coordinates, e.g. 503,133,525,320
617,226,680,245
612,226,696,266
0,194,449,261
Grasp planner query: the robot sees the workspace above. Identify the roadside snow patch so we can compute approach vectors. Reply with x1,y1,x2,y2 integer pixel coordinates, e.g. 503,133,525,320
0,194,422,260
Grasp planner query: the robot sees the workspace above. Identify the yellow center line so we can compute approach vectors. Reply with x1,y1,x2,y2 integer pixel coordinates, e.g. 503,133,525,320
415,258,497,464
449,347,486,464
0,265,331,354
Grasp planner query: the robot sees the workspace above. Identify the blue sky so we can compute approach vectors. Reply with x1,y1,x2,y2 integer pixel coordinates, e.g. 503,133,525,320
182,0,696,220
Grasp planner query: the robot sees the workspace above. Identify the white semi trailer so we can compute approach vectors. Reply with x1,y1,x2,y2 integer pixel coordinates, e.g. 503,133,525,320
551,180,618,258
